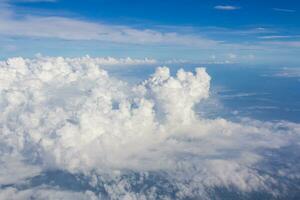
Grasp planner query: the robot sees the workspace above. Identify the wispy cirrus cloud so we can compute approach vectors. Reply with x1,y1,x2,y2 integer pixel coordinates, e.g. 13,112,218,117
0,0,221,48
0,12,218,48
258,35,300,39
262,41,300,47
273,8,296,13
214,5,240,11
273,67,300,78
0,0,299,64
11,0,57,2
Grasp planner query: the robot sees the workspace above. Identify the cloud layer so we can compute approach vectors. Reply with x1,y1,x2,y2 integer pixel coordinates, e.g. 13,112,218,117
0,56,300,199
0,13,218,47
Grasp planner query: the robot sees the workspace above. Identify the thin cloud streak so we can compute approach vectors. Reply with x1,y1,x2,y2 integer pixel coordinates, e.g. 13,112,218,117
11,0,57,2
262,41,300,47
214,5,240,10
258,35,300,39
273,8,296,13
0,15,219,48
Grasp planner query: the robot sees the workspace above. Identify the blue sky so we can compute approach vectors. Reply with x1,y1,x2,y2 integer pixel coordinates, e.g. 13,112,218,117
0,0,300,64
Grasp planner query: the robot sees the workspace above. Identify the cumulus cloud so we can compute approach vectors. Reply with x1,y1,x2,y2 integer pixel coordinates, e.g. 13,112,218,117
0,56,300,199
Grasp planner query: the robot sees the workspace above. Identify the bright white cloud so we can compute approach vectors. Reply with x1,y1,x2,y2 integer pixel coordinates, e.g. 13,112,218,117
0,56,299,199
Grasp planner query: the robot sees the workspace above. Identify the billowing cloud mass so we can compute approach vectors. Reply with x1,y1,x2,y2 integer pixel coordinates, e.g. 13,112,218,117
0,57,300,199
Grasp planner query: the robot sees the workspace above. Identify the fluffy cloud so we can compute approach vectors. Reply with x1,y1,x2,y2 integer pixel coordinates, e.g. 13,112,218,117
0,56,299,199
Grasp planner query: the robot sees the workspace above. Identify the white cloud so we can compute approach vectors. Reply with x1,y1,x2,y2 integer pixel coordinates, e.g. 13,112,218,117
1,0,297,62
0,187,98,200
273,67,300,78
258,35,300,39
0,14,218,47
11,0,57,3
228,53,237,59
0,155,41,185
273,8,296,13
34,55,158,65
262,41,300,47
0,56,299,199
214,5,240,10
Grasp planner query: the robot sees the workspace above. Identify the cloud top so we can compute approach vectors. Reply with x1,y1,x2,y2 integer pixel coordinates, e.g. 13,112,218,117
0,56,300,199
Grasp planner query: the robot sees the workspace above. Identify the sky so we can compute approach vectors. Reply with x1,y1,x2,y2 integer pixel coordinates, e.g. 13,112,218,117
0,0,300,64
1,1,300,199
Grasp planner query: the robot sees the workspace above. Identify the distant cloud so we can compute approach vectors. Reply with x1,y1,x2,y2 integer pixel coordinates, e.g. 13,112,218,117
0,15,218,48
258,35,298,39
214,5,240,10
57,56,157,65
228,53,237,59
263,41,300,47
273,8,296,13
13,0,57,2
0,0,299,64
272,67,300,78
